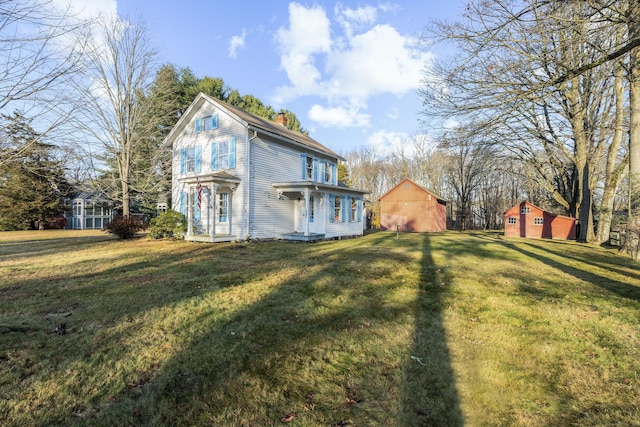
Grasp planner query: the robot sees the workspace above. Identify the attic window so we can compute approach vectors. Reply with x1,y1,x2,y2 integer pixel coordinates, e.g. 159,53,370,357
404,183,410,189
520,206,530,214
196,114,218,133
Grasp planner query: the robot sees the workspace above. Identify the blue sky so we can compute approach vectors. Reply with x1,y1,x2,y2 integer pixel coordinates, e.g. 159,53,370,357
57,0,466,154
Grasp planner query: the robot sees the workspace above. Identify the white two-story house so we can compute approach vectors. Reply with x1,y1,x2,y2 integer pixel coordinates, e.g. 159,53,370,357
165,93,368,242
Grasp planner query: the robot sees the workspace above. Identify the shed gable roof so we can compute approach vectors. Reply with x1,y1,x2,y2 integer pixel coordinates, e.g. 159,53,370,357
380,178,446,202
163,93,342,160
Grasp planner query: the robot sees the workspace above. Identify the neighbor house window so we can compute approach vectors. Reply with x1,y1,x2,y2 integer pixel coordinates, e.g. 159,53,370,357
334,194,342,221
520,206,530,214
534,217,544,225
508,217,517,224
218,193,228,222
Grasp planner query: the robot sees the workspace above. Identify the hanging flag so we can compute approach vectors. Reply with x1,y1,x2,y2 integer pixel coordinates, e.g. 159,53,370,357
196,179,202,210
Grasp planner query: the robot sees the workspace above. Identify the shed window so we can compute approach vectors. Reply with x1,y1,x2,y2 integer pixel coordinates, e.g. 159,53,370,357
534,217,544,225
520,206,530,214
508,217,517,224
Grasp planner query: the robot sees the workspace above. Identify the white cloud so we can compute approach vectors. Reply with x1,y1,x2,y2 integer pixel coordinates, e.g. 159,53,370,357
229,29,246,59
274,3,331,95
335,3,377,39
386,107,399,120
308,104,370,128
367,130,434,156
274,2,433,129
51,0,117,21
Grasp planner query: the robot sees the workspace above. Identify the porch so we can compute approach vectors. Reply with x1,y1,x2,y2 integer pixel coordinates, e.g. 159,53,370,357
185,234,238,243
282,232,325,242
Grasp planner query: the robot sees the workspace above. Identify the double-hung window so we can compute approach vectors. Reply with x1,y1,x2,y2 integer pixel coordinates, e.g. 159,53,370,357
306,156,313,179
334,195,342,221
218,193,228,222
186,147,196,172
218,140,229,169
310,196,315,222
351,197,357,221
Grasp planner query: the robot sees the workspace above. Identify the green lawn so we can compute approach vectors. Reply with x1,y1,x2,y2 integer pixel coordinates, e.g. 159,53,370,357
0,230,638,426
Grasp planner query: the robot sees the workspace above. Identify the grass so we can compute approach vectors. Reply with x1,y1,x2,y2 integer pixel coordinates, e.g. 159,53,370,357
0,230,638,426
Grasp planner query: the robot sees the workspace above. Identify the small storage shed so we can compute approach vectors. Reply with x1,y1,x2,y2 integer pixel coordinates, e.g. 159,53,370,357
504,201,576,240
379,179,446,232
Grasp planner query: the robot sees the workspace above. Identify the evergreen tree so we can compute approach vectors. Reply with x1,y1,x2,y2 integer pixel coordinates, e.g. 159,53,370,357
0,112,71,230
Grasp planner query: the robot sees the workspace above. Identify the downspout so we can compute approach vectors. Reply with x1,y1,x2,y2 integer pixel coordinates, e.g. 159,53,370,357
246,130,258,239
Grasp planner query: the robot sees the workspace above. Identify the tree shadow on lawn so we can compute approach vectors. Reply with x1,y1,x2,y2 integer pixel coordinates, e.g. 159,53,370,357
398,234,463,426
495,239,640,304
59,235,462,426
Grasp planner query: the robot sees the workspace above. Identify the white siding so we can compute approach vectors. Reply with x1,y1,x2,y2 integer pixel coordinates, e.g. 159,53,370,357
171,102,249,238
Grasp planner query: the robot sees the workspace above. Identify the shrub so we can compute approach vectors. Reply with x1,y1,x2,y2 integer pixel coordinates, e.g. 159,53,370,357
105,216,147,239
44,217,67,229
148,210,187,240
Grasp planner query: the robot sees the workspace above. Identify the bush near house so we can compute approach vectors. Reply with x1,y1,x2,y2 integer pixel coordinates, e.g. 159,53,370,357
149,210,187,240
105,215,147,239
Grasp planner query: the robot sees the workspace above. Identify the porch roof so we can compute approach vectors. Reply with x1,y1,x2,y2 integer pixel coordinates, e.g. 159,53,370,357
272,181,369,195
179,171,241,185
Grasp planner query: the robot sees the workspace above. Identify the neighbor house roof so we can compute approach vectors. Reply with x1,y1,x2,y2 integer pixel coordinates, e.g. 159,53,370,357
163,93,343,160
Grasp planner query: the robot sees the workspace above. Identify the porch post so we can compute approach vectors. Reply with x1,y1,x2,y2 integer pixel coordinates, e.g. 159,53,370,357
304,189,310,236
186,186,193,236
210,183,217,238
229,186,235,237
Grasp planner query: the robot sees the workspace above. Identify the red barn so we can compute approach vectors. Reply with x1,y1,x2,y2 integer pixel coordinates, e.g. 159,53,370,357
504,201,576,240
380,179,447,232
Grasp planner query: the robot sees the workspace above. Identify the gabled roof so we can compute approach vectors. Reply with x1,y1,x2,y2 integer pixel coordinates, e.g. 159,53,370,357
379,178,446,202
163,93,343,160
509,201,576,221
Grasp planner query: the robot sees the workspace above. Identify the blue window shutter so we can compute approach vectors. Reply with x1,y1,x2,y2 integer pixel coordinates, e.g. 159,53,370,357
341,195,347,222
332,163,337,185
357,196,362,222
195,145,202,173
180,191,186,215
313,158,318,181
212,114,218,129
229,138,236,168
329,193,334,223
180,148,186,174
301,154,306,179
196,118,201,133
211,141,218,170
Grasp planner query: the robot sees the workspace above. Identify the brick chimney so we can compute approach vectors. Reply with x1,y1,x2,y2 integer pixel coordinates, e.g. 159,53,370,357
275,112,288,127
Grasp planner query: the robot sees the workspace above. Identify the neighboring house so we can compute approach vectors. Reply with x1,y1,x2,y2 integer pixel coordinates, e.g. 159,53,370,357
165,93,368,242
65,192,115,230
379,178,447,232
504,201,577,240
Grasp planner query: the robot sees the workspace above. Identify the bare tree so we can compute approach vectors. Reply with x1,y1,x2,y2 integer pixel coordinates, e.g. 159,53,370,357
0,0,87,167
77,17,158,216
421,0,631,243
